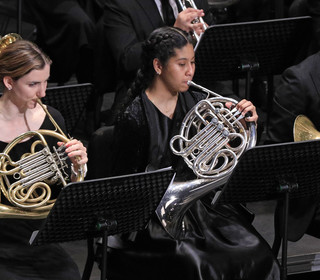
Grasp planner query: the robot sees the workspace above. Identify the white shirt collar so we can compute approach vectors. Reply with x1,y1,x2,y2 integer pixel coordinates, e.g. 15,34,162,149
154,0,179,21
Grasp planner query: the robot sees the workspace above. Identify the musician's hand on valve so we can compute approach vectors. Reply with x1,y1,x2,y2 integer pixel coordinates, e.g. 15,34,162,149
57,139,88,168
225,99,258,126
236,99,258,123
174,8,205,35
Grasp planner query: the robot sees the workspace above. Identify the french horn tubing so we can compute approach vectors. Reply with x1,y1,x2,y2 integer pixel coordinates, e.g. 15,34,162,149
0,99,85,219
156,81,257,239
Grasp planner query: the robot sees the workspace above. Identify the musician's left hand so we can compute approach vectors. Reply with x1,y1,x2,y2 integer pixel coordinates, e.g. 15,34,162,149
225,99,258,124
57,139,88,168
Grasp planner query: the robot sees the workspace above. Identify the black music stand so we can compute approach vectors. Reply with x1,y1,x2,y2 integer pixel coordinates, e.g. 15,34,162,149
43,83,93,135
214,140,320,280
29,167,175,280
194,16,312,102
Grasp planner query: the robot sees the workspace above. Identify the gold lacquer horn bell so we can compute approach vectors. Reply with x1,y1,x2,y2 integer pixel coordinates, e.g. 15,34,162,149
293,115,320,142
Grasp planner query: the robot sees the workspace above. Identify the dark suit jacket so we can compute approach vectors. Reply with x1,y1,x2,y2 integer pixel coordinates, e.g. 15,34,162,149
102,0,212,105
266,51,320,241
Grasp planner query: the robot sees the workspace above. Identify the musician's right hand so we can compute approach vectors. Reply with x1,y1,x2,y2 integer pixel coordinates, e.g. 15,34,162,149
174,8,206,35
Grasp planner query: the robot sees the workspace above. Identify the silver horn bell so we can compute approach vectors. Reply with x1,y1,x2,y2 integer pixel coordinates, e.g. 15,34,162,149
156,81,257,239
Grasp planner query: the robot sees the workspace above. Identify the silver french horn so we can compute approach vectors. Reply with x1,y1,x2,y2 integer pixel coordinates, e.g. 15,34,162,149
156,80,257,239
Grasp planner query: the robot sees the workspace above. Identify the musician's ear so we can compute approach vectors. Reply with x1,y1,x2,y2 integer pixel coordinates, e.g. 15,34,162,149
3,76,13,91
153,58,162,75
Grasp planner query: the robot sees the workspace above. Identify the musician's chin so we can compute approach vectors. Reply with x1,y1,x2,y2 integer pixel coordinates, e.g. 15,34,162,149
181,83,189,92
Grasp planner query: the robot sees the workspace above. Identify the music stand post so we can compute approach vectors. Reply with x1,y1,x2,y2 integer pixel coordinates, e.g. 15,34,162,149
29,168,175,280
82,218,118,280
194,16,312,115
215,140,320,280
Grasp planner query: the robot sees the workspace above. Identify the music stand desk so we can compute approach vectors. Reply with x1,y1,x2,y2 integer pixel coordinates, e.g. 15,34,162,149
194,16,312,103
43,83,93,136
216,139,320,280
29,167,175,280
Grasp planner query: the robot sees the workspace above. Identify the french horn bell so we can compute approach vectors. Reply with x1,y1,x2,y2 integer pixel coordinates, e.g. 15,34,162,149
294,115,320,142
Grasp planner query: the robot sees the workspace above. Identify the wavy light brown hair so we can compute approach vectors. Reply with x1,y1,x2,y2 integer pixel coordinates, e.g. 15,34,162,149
0,39,52,87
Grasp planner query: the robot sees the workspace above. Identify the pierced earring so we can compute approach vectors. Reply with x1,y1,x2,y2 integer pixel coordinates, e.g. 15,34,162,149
157,71,161,75
7,86,12,91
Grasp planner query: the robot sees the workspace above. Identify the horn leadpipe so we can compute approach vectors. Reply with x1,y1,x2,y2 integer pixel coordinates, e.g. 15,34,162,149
37,99,68,138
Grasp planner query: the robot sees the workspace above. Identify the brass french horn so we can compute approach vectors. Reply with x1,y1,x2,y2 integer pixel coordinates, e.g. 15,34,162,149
0,33,86,219
293,115,320,142
0,99,86,219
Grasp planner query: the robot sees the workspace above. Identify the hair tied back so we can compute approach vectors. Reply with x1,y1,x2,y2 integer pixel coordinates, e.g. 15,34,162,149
0,33,22,54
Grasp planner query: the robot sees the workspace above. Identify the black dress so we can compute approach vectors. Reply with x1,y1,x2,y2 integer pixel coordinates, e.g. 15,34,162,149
106,91,280,280
0,106,81,280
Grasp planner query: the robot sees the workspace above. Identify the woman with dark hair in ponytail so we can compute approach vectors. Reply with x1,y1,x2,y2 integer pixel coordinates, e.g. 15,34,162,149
106,26,280,280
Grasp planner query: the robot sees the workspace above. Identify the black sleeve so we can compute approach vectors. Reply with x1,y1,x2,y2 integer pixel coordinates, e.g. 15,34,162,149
265,67,307,144
110,111,149,176
103,0,145,77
